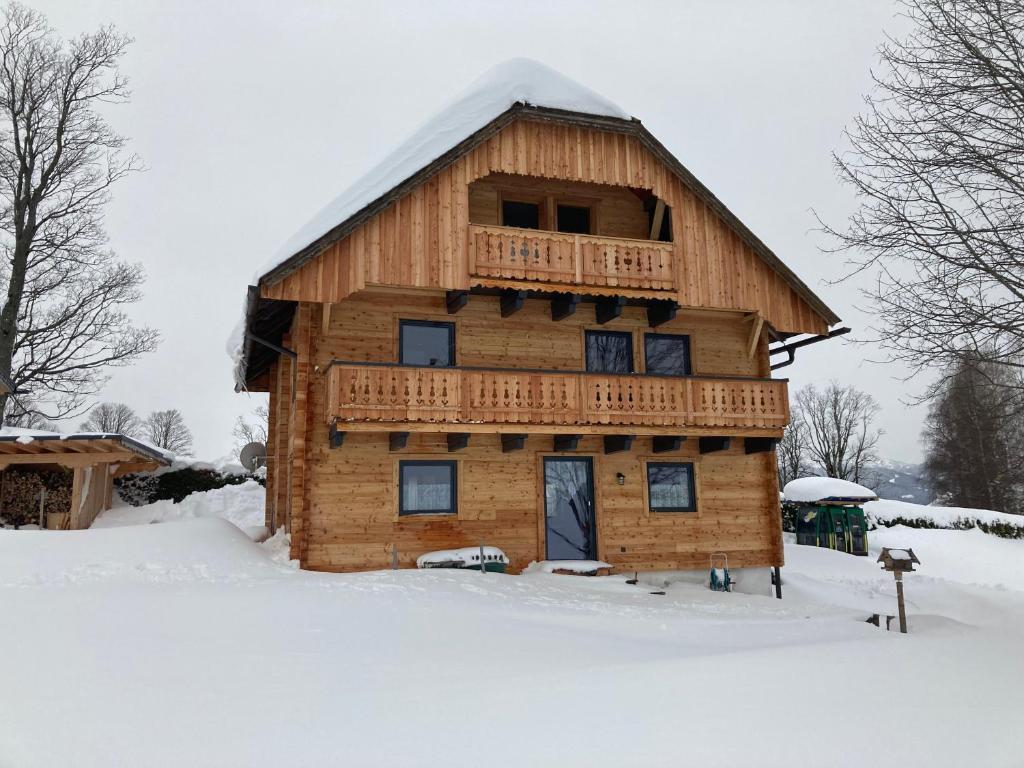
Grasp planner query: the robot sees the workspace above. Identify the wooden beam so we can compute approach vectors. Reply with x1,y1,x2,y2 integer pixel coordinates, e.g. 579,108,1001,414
553,434,581,452
389,432,409,451
647,299,677,327
0,452,142,468
603,434,635,454
332,422,784,439
652,436,686,453
445,290,469,314
551,293,581,321
595,296,627,325
447,433,470,452
329,423,345,449
501,434,526,453
321,303,332,336
745,437,778,454
747,315,764,359
649,198,666,240
699,436,731,454
500,289,526,317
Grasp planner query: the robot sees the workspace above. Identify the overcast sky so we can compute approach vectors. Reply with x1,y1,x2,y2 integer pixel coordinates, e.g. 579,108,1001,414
34,0,925,462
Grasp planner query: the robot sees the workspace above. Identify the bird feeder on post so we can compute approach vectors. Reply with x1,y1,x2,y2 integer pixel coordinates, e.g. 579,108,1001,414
877,547,920,634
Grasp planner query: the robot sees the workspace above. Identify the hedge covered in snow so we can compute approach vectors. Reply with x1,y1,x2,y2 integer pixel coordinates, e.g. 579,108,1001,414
115,457,264,507
865,499,1024,540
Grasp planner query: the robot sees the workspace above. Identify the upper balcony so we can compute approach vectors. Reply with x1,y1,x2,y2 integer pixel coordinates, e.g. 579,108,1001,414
325,362,788,436
468,224,675,292
466,173,676,295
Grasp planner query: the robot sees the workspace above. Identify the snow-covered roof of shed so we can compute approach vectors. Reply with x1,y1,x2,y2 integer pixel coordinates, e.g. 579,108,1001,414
0,427,173,465
782,477,877,504
258,58,630,282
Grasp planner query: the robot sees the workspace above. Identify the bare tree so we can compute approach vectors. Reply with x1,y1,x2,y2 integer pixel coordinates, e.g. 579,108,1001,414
4,394,54,430
795,382,883,485
0,4,158,425
143,409,193,455
823,0,1024,398
80,401,138,435
924,354,1024,513
233,404,268,452
777,412,811,488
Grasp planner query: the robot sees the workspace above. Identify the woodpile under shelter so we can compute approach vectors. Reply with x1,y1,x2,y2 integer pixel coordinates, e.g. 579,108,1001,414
0,432,170,530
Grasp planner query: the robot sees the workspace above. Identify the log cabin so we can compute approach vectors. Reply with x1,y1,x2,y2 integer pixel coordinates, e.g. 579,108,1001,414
230,59,843,579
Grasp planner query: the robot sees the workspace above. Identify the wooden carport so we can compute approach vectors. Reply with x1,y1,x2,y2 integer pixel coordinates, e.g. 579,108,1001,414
0,433,171,530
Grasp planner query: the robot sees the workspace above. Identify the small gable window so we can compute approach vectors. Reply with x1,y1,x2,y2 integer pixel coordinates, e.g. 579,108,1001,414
399,320,454,367
556,204,591,234
644,333,692,376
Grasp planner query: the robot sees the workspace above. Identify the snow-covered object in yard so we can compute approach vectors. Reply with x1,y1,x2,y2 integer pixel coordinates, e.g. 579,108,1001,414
523,559,613,575
416,546,509,569
93,479,266,538
783,477,877,504
866,498,1024,533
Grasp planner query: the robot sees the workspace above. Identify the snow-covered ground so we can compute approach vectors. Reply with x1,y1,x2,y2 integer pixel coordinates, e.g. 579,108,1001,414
0,494,1021,766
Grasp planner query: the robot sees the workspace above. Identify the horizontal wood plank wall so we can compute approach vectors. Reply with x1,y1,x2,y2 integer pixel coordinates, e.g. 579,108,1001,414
263,120,828,335
301,432,781,574
314,289,763,377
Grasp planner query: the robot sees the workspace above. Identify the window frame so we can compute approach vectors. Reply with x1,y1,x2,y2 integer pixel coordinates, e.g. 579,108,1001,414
398,319,456,367
398,460,458,516
584,329,635,374
643,332,693,376
645,461,697,513
500,194,546,230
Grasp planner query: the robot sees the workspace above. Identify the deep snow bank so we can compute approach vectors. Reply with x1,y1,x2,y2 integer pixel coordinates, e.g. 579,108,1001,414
0,517,281,585
94,479,266,538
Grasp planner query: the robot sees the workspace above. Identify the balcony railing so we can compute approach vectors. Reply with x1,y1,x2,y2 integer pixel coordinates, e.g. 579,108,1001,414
325,362,789,432
468,224,675,291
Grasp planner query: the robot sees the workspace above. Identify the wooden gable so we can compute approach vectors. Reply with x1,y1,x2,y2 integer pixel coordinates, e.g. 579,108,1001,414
261,117,832,335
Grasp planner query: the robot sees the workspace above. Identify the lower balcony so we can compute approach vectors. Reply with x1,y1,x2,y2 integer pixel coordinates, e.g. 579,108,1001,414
325,362,789,434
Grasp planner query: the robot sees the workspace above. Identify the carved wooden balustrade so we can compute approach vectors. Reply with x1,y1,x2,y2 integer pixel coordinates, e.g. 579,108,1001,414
468,224,675,291
326,363,789,432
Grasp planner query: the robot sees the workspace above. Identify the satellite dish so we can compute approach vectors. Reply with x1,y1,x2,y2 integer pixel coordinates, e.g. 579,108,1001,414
239,441,267,471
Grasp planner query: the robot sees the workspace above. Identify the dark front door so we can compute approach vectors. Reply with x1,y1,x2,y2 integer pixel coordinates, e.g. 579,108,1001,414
543,457,597,560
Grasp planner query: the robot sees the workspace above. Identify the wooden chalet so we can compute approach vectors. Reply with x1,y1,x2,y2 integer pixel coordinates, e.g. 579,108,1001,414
232,59,843,575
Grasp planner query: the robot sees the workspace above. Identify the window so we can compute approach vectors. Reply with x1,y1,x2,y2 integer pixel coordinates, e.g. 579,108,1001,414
399,461,457,515
502,200,540,229
399,320,454,367
585,330,633,373
646,462,696,512
644,333,692,376
557,204,591,234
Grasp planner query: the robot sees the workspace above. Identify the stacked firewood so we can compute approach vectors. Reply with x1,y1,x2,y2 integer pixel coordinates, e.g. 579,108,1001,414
0,468,72,527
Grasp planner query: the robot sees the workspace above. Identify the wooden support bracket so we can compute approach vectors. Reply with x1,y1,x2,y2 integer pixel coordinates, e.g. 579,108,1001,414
744,437,778,454
652,436,686,453
595,296,627,325
553,434,581,452
647,299,677,328
447,433,470,452
329,423,345,449
501,434,527,453
500,289,526,318
747,315,764,359
446,290,469,314
603,434,635,454
389,432,410,451
551,293,581,321
698,436,731,454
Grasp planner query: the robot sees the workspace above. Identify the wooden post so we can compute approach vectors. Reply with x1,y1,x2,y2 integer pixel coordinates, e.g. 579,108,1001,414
895,572,907,633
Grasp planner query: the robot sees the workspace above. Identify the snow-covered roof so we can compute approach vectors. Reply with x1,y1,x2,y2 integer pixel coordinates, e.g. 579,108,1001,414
260,58,630,283
0,428,172,465
782,477,877,504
